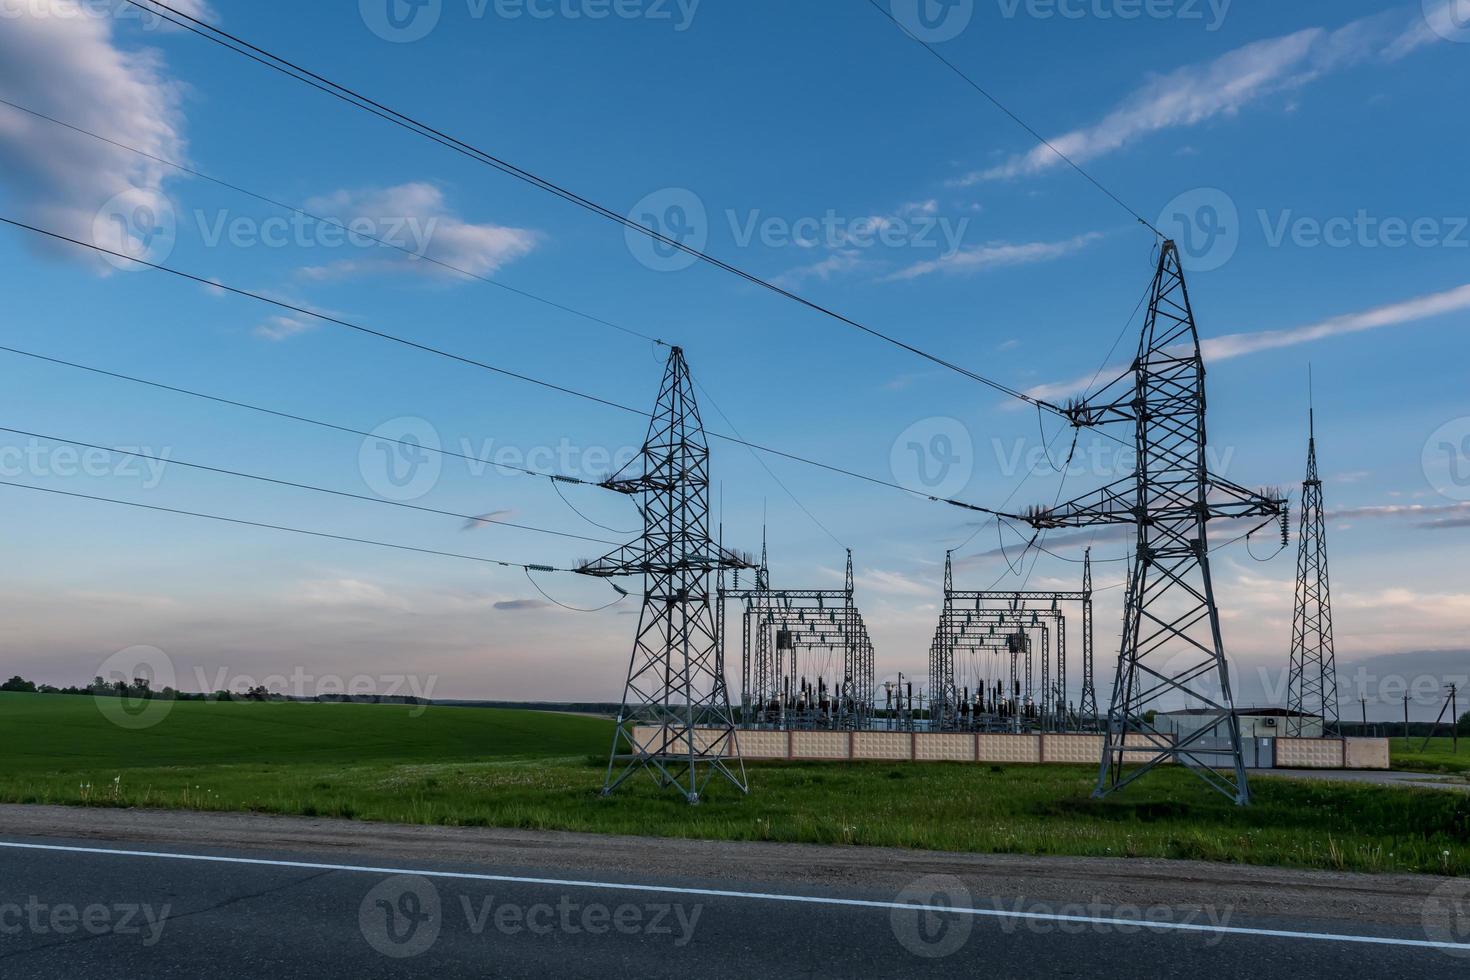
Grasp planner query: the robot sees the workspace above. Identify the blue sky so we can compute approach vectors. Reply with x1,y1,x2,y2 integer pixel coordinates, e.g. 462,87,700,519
0,0,1467,719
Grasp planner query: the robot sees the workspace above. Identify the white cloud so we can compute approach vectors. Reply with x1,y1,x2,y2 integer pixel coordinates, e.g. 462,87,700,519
1327,502,1470,525
884,232,1103,282
1386,0,1470,59
961,11,1414,184
1200,283,1470,361
297,183,537,282
1025,281,1470,404
293,578,408,609
253,314,316,341
0,1,209,270
856,568,934,597
773,249,872,288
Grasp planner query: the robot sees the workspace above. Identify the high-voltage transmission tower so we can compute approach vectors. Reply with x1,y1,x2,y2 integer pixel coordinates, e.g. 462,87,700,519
1286,402,1338,736
578,347,752,803
1024,241,1286,805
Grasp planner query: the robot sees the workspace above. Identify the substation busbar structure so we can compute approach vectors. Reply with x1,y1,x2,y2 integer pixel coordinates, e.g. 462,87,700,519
1017,240,1286,805
929,549,1096,733
718,545,877,731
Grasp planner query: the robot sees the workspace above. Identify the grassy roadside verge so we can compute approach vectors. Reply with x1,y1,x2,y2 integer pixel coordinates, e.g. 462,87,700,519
1390,737,1470,778
3,693,1468,875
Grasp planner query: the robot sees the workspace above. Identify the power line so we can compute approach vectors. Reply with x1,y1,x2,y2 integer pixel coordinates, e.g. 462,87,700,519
0,96,666,349
0,216,648,419
862,0,1162,238
0,221,1019,519
0,344,591,484
0,424,621,548
523,566,628,613
0,479,567,571
123,0,1056,412
691,375,846,551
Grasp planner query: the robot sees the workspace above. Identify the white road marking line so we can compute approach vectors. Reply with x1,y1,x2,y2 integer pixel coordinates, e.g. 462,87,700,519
0,839,1462,952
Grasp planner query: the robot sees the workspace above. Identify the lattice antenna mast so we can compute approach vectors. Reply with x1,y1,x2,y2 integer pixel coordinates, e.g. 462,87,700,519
1023,241,1285,805
931,550,959,728
578,347,750,803
1286,391,1338,736
1080,547,1098,725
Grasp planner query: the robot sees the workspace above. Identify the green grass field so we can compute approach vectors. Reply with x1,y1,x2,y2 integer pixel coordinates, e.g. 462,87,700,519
3,692,1468,876
1390,736,1470,777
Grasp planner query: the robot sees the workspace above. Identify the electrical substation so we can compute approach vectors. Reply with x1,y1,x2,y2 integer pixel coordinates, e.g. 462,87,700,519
590,240,1377,805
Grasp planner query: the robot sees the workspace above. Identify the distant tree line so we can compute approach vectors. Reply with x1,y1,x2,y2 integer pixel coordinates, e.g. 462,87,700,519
0,675,423,705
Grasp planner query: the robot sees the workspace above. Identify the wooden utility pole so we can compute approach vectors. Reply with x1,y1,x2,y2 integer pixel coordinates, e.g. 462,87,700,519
1419,683,1461,754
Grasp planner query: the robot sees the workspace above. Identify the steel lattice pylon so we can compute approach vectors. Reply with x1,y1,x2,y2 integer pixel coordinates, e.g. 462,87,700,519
1025,241,1285,805
577,347,750,803
1286,406,1338,736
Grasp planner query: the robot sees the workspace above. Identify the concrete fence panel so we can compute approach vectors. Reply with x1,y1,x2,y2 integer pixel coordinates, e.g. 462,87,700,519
915,733,977,762
1276,737,1346,769
791,731,851,760
736,730,790,760
1042,734,1105,764
852,731,912,761
977,734,1043,764
1343,738,1390,770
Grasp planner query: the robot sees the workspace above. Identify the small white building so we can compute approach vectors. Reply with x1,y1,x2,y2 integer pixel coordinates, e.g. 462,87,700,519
1155,707,1324,740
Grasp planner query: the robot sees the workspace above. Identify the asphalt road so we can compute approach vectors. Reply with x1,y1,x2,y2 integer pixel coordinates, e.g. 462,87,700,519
1,812,1468,977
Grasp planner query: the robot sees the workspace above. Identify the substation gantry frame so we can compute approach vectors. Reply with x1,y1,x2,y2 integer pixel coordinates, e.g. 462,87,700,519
935,616,1052,732
929,550,1095,733
718,547,876,730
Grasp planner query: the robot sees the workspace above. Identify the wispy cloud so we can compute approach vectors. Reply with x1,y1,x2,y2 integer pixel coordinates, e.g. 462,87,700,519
1025,281,1470,404
293,578,407,609
462,509,515,532
298,183,538,282
493,599,551,612
884,232,1103,282
856,568,933,597
772,249,872,288
1327,502,1470,527
961,9,1433,185
1386,0,1469,58
253,314,316,341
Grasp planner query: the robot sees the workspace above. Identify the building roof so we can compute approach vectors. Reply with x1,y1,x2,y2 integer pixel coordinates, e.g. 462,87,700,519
1157,707,1319,718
